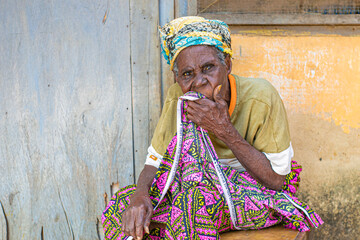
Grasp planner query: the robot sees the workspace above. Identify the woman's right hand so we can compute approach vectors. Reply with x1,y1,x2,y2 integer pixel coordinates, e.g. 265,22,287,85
122,191,153,240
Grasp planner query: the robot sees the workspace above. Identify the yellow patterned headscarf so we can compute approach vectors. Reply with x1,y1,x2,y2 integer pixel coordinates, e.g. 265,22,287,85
159,16,233,70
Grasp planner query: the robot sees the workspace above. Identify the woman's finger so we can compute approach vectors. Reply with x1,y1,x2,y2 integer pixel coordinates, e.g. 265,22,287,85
135,208,145,240
121,210,127,233
143,206,153,235
187,112,196,123
189,99,212,108
187,103,207,117
127,210,136,238
186,101,198,112
187,100,206,111
213,85,223,102
187,106,199,119
124,211,133,236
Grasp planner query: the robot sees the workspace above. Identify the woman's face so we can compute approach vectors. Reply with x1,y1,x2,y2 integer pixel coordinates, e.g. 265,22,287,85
173,45,232,100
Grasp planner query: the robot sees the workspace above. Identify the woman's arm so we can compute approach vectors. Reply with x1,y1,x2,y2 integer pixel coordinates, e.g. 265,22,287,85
215,122,286,190
122,165,157,240
187,86,285,190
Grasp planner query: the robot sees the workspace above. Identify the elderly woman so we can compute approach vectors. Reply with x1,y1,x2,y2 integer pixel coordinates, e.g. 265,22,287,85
102,16,323,240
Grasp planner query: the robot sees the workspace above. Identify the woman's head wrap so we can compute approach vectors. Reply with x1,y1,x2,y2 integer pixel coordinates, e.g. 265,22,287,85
159,16,233,70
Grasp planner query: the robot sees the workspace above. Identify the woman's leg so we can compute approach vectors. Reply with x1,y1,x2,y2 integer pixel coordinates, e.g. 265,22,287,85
164,186,226,240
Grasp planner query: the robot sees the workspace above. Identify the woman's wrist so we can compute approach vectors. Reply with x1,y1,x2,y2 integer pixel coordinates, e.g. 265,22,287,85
130,189,150,205
133,165,157,197
134,186,150,196
216,121,243,144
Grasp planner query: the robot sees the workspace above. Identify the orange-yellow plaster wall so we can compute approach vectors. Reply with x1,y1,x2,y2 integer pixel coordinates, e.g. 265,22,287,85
231,33,360,133
231,29,360,239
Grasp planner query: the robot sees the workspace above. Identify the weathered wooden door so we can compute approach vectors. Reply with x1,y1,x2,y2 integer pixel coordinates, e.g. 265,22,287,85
0,0,174,238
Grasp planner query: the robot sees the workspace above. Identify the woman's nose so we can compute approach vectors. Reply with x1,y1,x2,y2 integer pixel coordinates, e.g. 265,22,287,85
191,73,206,90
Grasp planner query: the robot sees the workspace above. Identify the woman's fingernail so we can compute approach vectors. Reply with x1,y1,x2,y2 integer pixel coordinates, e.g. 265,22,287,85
219,85,222,90
145,226,150,234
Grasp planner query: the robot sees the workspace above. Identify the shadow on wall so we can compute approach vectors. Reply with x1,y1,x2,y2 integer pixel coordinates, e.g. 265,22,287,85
289,112,360,240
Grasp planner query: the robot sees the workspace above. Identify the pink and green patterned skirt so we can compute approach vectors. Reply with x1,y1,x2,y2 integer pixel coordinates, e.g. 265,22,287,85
102,92,323,239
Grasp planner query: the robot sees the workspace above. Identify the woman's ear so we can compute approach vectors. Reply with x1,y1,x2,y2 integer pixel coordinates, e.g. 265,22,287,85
172,70,178,83
225,55,232,75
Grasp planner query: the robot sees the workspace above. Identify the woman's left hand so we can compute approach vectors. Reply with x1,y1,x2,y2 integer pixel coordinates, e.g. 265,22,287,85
187,85,232,141
188,85,286,191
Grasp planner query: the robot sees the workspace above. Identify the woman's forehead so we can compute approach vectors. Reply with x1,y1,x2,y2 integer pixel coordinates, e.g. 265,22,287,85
176,45,218,67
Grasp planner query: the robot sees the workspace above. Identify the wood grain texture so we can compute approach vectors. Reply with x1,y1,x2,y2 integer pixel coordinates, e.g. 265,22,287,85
175,0,189,18
296,231,309,240
187,0,198,16
159,0,176,105
199,13,360,25
220,225,304,240
0,0,134,238
161,0,198,106
130,0,161,182
0,201,8,240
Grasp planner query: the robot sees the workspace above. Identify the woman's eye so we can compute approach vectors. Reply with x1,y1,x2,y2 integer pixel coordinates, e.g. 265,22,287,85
183,72,191,77
203,65,213,71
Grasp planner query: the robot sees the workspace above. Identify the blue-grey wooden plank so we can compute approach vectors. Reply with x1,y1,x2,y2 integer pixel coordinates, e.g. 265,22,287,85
0,0,133,238
188,0,198,16
176,0,189,17
130,0,161,182
159,0,176,105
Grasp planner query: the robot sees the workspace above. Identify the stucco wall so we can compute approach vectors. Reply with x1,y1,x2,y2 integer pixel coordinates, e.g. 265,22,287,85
231,27,360,239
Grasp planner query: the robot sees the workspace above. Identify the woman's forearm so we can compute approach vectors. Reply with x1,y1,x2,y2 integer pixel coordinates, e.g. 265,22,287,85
134,165,158,194
217,123,286,191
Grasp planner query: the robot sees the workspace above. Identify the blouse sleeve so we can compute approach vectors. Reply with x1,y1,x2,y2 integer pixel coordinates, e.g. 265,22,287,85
245,84,293,175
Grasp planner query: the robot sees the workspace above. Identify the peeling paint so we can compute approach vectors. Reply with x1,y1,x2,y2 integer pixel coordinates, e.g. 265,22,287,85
232,33,360,133
104,192,109,207
110,182,120,196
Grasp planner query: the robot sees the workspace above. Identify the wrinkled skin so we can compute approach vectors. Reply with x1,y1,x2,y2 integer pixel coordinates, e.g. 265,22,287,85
174,45,232,139
121,165,157,240
121,45,285,239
